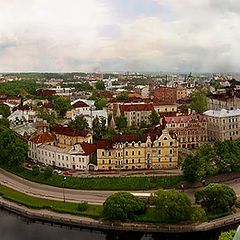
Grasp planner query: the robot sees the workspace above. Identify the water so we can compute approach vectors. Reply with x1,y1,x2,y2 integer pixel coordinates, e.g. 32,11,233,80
0,208,238,240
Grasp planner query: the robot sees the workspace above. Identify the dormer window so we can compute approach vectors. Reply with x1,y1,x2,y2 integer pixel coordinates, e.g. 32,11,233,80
163,137,168,141
132,142,135,147
138,141,141,147
125,142,128,147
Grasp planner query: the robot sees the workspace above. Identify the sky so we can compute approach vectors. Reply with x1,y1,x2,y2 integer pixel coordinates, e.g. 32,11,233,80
0,0,240,73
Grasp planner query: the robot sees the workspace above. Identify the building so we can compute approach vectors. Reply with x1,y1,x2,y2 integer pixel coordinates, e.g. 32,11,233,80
119,103,154,127
153,102,178,115
154,87,177,103
164,113,208,149
203,109,240,141
97,128,178,171
51,124,93,147
66,100,90,118
28,132,97,170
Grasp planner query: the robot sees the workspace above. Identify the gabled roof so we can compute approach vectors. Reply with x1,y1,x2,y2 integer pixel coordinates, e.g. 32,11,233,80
30,132,55,144
80,142,97,156
51,124,90,137
72,101,89,108
164,114,205,124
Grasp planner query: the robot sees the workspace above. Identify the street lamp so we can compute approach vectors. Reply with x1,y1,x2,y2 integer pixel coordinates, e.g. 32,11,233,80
62,176,67,202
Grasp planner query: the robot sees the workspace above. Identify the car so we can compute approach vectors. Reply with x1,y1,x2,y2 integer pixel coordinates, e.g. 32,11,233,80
25,164,31,168
63,171,72,176
53,170,62,175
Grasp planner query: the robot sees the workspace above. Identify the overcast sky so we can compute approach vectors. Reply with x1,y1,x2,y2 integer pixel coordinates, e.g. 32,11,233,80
0,0,239,73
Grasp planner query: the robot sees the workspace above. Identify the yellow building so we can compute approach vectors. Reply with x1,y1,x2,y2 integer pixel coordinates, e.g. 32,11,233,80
51,125,93,148
97,127,178,171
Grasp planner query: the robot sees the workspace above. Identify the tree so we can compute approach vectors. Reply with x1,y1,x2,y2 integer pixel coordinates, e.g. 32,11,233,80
195,183,237,214
149,111,160,125
92,116,106,142
37,108,57,127
54,96,72,118
32,165,40,176
0,105,11,118
218,230,236,240
0,126,28,167
140,121,148,129
151,189,192,223
182,144,218,182
69,116,89,131
0,117,9,128
103,192,146,220
189,89,208,114
95,80,105,90
116,93,129,100
94,98,108,110
43,166,53,179
116,116,127,130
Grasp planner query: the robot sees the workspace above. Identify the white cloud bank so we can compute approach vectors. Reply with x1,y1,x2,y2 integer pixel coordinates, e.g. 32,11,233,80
0,0,240,72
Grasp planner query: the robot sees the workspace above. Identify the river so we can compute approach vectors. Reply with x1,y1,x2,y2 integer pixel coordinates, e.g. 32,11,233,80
0,208,238,240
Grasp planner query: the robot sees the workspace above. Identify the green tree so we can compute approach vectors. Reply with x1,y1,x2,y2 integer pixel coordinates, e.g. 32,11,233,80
54,96,72,118
0,105,11,118
0,117,9,128
69,116,89,131
151,189,192,223
43,166,53,179
182,144,218,182
140,121,148,129
149,110,160,125
130,122,137,130
218,230,236,240
103,192,146,220
32,165,40,176
116,115,127,130
94,98,108,110
195,183,237,214
0,126,28,167
95,80,105,90
116,93,129,100
190,89,208,113
37,108,57,127
92,116,106,142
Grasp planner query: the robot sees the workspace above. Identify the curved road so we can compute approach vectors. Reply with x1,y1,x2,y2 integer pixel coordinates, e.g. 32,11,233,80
1,168,240,205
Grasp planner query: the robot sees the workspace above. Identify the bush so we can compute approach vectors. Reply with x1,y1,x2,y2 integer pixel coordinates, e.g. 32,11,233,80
195,183,237,215
151,189,193,223
103,192,146,220
32,165,40,176
43,166,53,179
218,230,236,240
77,202,89,211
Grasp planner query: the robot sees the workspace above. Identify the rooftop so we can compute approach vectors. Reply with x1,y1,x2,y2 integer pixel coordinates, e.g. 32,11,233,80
203,109,240,118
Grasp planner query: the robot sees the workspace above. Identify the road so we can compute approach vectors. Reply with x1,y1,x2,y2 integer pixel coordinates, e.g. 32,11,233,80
1,168,240,205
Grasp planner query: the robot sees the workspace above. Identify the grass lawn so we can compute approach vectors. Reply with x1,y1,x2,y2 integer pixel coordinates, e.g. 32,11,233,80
0,184,103,219
2,165,183,190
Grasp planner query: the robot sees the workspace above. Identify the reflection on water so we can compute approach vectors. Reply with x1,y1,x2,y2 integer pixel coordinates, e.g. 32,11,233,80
0,208,238,240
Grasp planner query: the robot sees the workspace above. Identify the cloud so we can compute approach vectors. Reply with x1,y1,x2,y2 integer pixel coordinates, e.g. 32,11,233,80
0,0,240,72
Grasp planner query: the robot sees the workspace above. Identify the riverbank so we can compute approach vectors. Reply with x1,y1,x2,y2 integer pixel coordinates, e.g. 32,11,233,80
1,195,240,233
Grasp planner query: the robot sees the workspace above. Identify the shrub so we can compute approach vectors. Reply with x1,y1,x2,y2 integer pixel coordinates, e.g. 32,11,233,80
195,183,237,214
103,192,146,220
77,202,89,212
151,189,193,223
218,230,236,240
43,166,53,179
32,165,40,176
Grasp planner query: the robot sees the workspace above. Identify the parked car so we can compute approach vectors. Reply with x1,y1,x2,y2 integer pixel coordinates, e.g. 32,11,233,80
63,171,72,176
53,170,62,175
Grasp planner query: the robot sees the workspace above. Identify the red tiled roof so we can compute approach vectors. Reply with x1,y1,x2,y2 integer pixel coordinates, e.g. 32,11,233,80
30,132,55,144
80,142,97,156
120,104,154,114
164,114,205,124
72,101,89,108
112,134,143,144
43,103,54,109
13,106,30,111
51,125,90,137
97,139,112,149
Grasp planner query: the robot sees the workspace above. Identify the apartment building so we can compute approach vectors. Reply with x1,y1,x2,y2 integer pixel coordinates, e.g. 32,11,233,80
97,128,178,170
164,113,208,149
203,109,240,141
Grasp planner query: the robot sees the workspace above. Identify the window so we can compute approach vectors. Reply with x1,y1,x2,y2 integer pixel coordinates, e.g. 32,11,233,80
132,151,135,156
132,142,135,147
102,160,105,164
126,159,128,164
163,137,168,141
126,151,128,156
147,153,150,159
108,152,111,156
66,156,68,161
58,155,60,159
169,157,172,162
118,152,121,157
132,159,134,164
158,157,161,162
158,142,161,147
138,142,141,147
138,150,141,155
170,149,173,154
138,159,141,163
125,143,128,147
170,142,173,146
158,149,161,155
109,160,111,164
102,151,105,157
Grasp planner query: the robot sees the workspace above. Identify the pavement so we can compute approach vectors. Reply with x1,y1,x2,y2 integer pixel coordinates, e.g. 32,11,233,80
1,168,240,205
